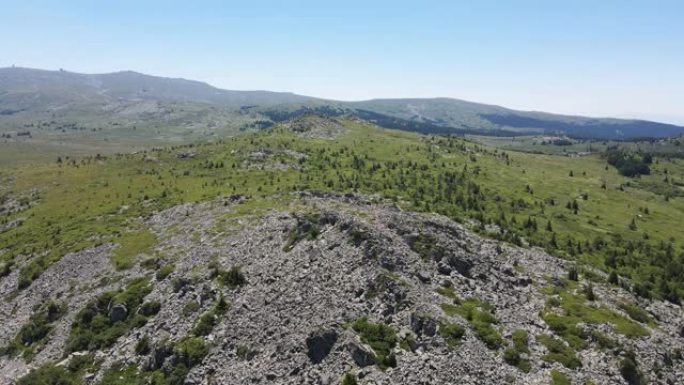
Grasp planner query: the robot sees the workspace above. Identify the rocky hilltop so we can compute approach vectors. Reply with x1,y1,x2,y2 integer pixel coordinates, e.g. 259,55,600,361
1,193,682,385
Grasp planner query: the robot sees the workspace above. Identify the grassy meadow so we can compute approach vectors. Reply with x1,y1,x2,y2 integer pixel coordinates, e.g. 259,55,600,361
1,117,683,301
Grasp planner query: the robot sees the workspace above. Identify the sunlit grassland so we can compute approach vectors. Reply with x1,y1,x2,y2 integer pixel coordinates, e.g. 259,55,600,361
1,118,683,299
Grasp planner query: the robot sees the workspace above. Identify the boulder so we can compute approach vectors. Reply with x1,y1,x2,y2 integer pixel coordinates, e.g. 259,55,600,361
108,303,128,323
306,329,338,364
348,341,376,367
410,313,437,337
446,255,472,277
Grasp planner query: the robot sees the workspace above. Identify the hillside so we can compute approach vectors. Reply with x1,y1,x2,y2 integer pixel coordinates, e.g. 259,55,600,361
1,68,683,166
1,116,683,384
348,98,684,139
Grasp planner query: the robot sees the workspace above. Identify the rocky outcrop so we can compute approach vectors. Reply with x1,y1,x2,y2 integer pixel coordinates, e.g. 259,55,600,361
1,194,683,384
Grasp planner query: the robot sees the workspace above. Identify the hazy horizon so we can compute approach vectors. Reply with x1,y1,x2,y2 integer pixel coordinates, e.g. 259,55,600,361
2,1,683,124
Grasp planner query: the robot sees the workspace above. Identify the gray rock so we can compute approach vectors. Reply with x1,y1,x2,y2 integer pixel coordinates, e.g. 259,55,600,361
348,341,376,367
108,303,128,324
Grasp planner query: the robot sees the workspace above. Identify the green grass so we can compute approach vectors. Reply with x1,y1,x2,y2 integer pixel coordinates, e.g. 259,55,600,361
17,354,95,385
541,284,649,350
17,363,80,385
617,301,653,325
440,297,502,349
550,369,572,385
111,228,156,270
1,117,683,304
503,329,531,372
66,277,153,352
192,295,228,336
98,364,143,385
438,322,465,348
351,317,398,369
538,334,582,369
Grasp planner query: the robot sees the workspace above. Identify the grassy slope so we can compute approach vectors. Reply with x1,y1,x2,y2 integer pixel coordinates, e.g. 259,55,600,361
1,118,683,297
468,135,684,156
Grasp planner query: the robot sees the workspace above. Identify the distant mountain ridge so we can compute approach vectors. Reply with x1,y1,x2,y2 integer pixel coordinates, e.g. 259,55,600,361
1,66,683,139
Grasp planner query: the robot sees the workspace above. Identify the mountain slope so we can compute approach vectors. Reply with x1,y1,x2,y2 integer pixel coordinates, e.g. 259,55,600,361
2,193,681,384
347,97,684,139
1,67,683,143
0,67,314,109
1,116,683,384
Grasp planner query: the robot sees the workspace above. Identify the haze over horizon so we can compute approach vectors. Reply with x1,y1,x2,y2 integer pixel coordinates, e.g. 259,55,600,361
2,0,683,125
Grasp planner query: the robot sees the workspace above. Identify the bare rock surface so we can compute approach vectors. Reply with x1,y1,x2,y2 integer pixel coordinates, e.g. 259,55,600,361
0,193,682,384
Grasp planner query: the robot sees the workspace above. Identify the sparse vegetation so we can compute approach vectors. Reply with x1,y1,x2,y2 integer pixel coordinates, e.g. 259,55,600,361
541,282,648,351
438,322,465,348
550,369,572,385
618,301,652,324
441,297,502,349
192,295,228,336
1,110,683,384
155,263,175,280
538,334,582,369
210,263,246,288
1,301,67,358
66,277,153,352
351,317,398,369
341,372,358,385
2,118,683,304
619,350,644,385
503,329,531,372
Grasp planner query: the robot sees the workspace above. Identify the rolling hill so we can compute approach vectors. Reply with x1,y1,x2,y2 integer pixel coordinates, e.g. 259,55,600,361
1,67,683,148
1,116,683,384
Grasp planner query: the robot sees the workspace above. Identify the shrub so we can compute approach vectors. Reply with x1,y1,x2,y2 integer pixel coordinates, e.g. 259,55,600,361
440,298,502,349
171,277,190,292
538,334,582,369
66,278,152,352
213,266,246,288
182,301,200,316
620,350,644,385
511,329,530,353
550,369,571,385
341,373,358,385
17,363,78,385
503,347,520,366
351,317,398,369
618,302,651,324
192,296,228,336
174,337,208,367
139,300,161,317
236,344,257,360
438,322,465,348
2,301,67,357
155,264,174,281
192,313,216,336
282,214,322,251
505,329,531,372
135,335,151,355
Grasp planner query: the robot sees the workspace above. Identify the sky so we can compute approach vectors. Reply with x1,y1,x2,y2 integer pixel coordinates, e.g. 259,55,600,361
1,0,683,124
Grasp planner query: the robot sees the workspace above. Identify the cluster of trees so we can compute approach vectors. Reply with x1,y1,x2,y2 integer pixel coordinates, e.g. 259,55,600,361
604,148,652,177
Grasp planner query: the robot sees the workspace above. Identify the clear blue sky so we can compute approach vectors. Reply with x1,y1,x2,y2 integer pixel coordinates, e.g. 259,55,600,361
1,0,683,123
